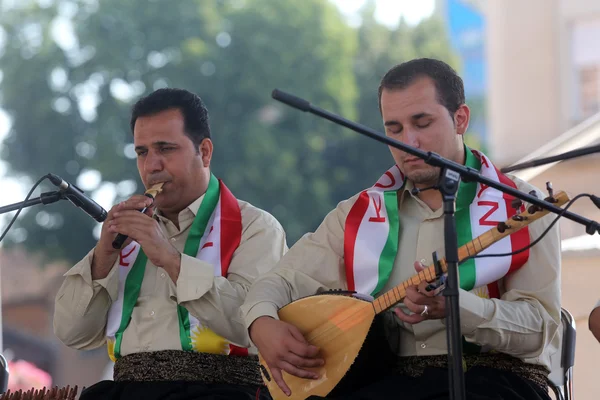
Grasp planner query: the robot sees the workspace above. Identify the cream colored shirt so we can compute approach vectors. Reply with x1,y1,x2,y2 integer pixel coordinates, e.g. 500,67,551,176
241,175,561,371
54,194,288,355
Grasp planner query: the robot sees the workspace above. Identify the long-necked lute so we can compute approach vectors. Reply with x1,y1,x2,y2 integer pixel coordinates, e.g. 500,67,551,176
259,190,569,400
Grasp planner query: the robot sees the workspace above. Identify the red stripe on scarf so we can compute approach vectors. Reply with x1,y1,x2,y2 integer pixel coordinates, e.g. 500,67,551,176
218,179,242,277
493,164,530,272
218,179,246,356
344,191,371,291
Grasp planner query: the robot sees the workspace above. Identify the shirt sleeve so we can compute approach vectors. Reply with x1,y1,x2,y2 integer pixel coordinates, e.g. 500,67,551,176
53,249,119,350
241,195,359,331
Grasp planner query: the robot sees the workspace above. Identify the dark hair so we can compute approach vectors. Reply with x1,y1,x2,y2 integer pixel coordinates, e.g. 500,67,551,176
378,58,465,117
130,88,211,148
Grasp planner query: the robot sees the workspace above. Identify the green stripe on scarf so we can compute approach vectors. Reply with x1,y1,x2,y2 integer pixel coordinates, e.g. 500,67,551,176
455,148,481,290
178,174,220,349
373,190,400,296
114,251,148,359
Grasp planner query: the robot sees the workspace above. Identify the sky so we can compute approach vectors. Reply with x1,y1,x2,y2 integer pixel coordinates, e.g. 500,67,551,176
331,0,435,27
0,0,435,238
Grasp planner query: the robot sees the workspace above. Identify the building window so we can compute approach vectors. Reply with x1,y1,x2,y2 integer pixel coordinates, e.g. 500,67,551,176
572,18,600,120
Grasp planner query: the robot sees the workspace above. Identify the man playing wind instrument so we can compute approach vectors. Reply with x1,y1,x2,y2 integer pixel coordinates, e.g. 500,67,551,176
54,88,287,400
243,59,560,400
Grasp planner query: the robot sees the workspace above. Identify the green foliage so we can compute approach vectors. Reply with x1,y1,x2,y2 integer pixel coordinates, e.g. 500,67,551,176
0,0,463,263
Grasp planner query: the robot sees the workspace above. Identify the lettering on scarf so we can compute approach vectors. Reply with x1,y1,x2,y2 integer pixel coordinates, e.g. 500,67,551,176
477,201,500,226
201,226,215,249
478,183,490,198
119,245,136,267
374,171,397,189
368,196,386,223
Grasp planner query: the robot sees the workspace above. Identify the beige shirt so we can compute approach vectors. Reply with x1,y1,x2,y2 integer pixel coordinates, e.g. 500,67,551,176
241,175,561,371
54,194,288,355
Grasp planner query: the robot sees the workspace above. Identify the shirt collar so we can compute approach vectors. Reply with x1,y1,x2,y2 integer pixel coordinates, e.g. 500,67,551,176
154,193,205,228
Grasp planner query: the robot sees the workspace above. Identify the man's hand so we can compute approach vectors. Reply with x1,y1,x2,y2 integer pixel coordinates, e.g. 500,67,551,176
91,195,153,280
107,196,181,282
395,261,446,324
250,316,324,396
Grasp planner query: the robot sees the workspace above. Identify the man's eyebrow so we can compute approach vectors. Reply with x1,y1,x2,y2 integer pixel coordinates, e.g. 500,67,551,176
411,112,433,120
151,141,178,146
134,141,179,151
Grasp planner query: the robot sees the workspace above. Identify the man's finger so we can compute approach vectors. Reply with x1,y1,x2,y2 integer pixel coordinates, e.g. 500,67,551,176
288,326,308,344
288,328,321,359
418,280,437,297
403,297,424,314
110,216,156,232
117,196,153,210
405,286,430,305
278,360,319,380
112,210,154,220
394,307,425,324
283,351,324,369
270,367,291,397
108,224,145,242
414,261,427,272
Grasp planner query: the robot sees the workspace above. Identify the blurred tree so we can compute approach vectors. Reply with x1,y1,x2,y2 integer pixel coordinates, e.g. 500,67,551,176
0,0,357,262
0,0,460,264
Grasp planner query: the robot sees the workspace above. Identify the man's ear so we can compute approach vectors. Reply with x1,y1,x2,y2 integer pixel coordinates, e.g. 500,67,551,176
199,138,213,167
454,104,470,136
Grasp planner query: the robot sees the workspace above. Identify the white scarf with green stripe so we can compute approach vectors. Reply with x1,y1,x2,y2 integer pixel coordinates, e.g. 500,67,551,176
344,148,530,299
105,174,249,361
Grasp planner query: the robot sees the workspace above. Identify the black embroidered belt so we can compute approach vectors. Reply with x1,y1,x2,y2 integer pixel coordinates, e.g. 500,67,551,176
113,350,263,387
393,352,549,389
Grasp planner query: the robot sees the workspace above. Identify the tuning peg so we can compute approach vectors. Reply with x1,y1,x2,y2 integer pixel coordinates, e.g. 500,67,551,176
497,221,511,233
546,182,554,197
544,181,557,203
526,190,544,213
511,198,523,210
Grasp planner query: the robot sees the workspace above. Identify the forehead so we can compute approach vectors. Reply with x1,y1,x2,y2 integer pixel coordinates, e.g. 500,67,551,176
133,108,187,145
380,77,441,118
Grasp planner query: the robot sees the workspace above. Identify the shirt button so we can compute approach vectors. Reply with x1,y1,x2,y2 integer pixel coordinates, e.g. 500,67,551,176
150,311,155,317
160,272,166,278
170,238,176,242
420,343,427,349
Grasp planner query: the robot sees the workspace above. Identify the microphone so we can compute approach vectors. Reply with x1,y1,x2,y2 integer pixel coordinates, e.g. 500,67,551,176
411,185,438,196
47,173,108,222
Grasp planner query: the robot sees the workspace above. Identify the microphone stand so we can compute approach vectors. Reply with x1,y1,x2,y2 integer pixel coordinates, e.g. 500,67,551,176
501,143,600,173
0,191,66,215
271,89,600,400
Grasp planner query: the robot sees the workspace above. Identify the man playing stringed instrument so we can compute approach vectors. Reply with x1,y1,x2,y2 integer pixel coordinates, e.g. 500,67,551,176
243,59,560,400
54,88,287,400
